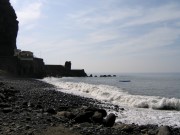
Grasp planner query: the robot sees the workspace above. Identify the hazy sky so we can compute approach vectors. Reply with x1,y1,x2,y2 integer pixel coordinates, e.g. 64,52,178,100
11,0,180,73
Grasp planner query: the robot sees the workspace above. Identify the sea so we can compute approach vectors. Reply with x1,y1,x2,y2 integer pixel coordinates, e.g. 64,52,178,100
42,73,180,127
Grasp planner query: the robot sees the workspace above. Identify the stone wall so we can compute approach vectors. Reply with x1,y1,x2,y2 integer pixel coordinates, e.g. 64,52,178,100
33,58,46,78
70,69,87,77
0,56,18,75
45,65,66,77
0,56,46,78
17,59,34,77
17,58,45,78
45,64,87,77
0,0,18,56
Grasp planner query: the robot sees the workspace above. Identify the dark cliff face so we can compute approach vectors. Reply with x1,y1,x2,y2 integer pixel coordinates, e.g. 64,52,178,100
0,0,18,56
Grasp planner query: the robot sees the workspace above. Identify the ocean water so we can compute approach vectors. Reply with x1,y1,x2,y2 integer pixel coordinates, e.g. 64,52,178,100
42,73,180,127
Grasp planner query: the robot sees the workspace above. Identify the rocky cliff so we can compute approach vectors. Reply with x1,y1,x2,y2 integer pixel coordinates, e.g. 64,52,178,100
0,0,18,56
0,0,86,78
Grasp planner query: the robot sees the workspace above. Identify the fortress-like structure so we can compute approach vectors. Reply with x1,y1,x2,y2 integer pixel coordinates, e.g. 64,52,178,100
45,61,87,77
0,0,87,78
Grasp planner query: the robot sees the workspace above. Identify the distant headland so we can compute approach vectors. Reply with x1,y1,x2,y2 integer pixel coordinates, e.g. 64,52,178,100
0,0,87,78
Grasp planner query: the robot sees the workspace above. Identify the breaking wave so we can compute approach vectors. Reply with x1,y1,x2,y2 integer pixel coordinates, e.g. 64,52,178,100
42,77,180,111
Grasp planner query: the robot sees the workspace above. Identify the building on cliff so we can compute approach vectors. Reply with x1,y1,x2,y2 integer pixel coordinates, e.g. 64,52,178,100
0,0,87,78
15,50,46,78
0,0,46,78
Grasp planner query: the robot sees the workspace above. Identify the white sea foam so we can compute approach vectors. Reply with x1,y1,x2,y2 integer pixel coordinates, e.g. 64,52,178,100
42,77,180,110
42,77,180,127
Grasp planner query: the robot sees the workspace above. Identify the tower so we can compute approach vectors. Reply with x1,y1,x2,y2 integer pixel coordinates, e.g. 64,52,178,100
65,61,71,71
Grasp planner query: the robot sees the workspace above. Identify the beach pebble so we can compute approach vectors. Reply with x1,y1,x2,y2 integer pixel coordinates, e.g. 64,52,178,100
158,126,171,135
0,93,5,100
0,103,10,108
2,107,13,113
46,108,57,114
0,82,4,86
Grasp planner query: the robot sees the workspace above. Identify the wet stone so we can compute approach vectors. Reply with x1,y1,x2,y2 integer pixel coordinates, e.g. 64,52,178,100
2,107,13,113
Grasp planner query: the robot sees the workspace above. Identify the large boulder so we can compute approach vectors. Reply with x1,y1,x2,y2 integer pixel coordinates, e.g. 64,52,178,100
92,111,103,123
103,113,116,127
85,107,107,117
46,108,57,115
85,107,107,124
0,0,19,56
57,111,75,119
74,111,94,123
158,126,171,135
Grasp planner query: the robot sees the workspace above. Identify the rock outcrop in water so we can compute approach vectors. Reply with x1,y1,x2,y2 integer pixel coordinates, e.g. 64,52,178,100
0,0,18,56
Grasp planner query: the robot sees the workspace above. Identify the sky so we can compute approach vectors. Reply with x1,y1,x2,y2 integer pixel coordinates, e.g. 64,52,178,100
10,0,180,73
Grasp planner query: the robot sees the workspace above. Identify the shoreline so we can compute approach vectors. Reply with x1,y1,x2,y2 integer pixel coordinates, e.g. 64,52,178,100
0,77,180,135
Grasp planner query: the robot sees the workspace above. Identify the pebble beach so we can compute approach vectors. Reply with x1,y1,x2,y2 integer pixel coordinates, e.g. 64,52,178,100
0,77,180,135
